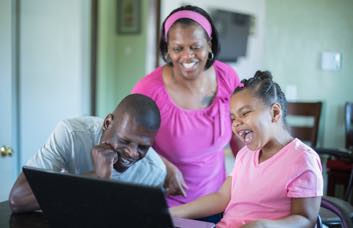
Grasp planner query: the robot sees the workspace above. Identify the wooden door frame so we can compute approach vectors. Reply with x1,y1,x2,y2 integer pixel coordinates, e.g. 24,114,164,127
90,0,162,110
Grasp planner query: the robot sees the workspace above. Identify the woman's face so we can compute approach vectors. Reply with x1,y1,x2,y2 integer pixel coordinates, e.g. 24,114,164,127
167,22,211,80
230,89,274,151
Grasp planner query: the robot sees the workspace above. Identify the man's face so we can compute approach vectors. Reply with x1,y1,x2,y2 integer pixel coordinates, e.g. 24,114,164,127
100,113,156,173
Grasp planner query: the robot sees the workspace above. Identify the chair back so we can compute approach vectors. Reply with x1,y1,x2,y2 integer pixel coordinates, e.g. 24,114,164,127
345,102,353,151
287,102,322,147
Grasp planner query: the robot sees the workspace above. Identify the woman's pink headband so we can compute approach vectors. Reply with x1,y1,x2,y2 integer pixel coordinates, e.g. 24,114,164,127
164,10,212,41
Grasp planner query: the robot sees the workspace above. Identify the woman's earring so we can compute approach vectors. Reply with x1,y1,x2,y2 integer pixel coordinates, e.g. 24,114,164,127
102,125,107,131
208,52,214,61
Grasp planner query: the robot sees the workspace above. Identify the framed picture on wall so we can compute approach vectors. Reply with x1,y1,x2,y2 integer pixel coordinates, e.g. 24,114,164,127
117,0,141,34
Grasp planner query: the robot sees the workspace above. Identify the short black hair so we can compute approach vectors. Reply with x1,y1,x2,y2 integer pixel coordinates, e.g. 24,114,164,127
117,94,161,131
159,5,220,70
233,71,288,124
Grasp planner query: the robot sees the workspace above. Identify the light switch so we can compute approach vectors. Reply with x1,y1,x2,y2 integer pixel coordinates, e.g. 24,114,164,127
321,52,341,71
124,46,132,55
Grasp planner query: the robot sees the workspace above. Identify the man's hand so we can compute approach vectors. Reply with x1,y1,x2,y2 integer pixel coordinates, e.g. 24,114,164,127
91,143,117,179
164,161,188,196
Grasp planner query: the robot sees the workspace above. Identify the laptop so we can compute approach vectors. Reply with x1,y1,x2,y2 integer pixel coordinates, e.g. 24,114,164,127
23,166,215,228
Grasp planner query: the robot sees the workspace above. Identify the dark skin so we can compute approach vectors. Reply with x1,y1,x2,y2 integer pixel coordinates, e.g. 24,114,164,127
171,90,321,227
161,22,241,196
9,111,156,213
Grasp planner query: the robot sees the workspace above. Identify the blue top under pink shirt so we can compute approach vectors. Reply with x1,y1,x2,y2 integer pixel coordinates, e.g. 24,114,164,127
132,60,240,206
217,138,323,228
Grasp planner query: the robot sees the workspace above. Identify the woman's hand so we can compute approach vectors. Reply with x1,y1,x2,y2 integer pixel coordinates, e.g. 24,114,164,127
162,158,188,196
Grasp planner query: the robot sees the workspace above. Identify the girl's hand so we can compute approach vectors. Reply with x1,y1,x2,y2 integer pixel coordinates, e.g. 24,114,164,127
241,221,266,228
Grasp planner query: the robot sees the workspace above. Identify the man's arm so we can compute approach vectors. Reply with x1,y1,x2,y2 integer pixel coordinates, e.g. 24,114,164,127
9,172,39,213
91,143,117,178
9,120,71,213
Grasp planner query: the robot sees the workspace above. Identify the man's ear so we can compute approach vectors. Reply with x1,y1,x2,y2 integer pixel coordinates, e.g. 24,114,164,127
103,114,114,130
271,103,282,122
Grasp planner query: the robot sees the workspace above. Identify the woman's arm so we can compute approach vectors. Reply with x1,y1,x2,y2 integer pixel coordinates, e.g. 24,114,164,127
160,156,188,196
243,197,321,228
170,177,232,219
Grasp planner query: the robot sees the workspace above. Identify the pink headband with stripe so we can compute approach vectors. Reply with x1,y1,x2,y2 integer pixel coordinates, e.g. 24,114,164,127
164,10,212,41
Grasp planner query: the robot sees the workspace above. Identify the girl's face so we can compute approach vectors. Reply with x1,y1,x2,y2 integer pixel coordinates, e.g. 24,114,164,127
230,89,274,151
167,22,211,80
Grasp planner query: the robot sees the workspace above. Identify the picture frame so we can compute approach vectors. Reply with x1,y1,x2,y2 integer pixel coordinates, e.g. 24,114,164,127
117,0,141,34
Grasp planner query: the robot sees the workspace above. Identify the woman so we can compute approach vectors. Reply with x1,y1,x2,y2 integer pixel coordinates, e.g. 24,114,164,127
132,5,241,208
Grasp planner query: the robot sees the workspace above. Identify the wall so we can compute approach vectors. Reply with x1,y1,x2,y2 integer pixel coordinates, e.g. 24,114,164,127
265,0,353,148
161,0,266,79
0,0,91,199
97,0,353,148
19,0,92,164
97,0,265,116
96,0,150,116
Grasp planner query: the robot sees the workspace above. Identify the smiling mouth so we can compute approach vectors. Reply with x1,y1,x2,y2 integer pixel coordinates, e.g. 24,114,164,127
238,129,254,145
118,155,134,167
113,156,134,173
182,62,197,69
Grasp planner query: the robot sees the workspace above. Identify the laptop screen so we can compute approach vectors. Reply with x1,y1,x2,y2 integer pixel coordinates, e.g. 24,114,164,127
23,166,215,228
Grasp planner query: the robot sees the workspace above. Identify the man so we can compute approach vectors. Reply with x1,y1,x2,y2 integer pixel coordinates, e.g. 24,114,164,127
9,94,166,213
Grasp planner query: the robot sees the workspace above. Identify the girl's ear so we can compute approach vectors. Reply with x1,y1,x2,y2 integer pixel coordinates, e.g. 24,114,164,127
271,103,282,122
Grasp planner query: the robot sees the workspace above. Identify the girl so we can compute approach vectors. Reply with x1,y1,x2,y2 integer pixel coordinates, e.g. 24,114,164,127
170,71,323,227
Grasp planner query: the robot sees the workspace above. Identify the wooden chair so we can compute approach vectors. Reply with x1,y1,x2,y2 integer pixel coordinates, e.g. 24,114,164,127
345,102,353,151
326,102,353,201
286,101,322,147
287,101,353,227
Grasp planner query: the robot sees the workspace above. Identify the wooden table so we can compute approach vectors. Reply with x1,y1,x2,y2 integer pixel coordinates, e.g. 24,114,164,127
0,200,216,228
0,201,49,228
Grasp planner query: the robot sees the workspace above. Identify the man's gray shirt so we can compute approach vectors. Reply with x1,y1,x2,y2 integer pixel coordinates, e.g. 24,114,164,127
26,117,166,186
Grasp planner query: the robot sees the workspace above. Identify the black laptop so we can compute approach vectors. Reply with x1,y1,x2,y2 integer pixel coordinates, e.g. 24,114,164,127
23,166,215,228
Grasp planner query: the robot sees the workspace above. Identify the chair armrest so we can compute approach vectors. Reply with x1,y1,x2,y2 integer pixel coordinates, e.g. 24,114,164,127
321,196,353,228
315,147,353,161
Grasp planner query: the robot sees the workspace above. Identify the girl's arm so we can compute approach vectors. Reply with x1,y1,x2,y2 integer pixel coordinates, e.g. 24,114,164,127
243,197,321,228
170,177,232,219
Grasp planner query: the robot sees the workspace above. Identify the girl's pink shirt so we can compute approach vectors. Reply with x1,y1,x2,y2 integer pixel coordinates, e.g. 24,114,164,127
217,138,323,227
132,61,240,206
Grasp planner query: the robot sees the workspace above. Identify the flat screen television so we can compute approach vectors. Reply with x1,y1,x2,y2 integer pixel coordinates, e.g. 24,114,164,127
211,9,252,62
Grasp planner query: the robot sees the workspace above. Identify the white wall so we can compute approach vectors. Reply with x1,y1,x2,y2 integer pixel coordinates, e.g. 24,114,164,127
264,0,353,148
161,0,266,79
19,0,91,165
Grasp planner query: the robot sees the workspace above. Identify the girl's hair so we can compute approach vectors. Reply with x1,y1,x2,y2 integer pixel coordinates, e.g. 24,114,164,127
159,5,220,70
234,71,288,124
